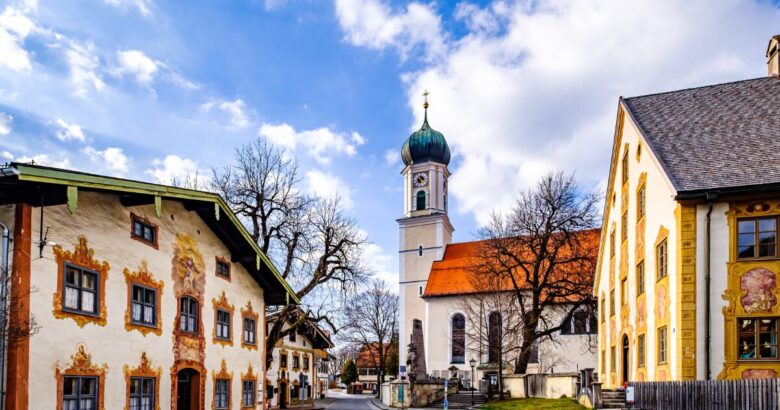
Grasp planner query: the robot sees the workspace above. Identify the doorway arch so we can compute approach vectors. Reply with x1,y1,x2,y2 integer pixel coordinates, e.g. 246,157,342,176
621,335,629,385
279,380,289,409
176,368,201,410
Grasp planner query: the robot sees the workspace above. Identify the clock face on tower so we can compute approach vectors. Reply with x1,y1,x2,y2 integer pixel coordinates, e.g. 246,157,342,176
413,172,429,188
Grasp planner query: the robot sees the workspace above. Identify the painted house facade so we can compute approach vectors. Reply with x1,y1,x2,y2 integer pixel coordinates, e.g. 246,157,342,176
265,309,333,409
595,35,780,387
0,163,297,410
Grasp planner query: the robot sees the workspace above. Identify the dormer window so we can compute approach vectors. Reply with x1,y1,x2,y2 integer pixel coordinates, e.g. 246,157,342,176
416,191,426,211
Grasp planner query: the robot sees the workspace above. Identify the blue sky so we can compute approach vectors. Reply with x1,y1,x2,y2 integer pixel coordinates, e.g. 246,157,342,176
1,0,779,284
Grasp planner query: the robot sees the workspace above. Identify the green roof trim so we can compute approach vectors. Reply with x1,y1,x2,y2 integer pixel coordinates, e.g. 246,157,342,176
11,163,299,304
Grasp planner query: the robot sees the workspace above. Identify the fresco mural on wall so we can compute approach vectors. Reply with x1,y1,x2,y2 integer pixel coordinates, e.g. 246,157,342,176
740,268,777,313
742,369,777,379
655,284,668,322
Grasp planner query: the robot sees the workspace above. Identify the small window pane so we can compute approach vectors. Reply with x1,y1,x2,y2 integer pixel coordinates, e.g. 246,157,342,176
81,291,95,313
759,218,776,232
64,287,79,310
739,219,756,234
82,273,96,290
63,377,77,396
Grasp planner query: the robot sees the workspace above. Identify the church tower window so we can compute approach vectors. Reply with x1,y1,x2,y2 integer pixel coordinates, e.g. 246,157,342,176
416,190,426,211
451,314,465,364
488,311,502,363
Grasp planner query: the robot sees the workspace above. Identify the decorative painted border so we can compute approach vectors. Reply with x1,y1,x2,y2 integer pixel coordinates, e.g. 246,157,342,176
241,301,260,351
213,359,233,410
124,261,164,336
55,344,107,410
124,352,162,410
52,236,110,328
212,291,235,346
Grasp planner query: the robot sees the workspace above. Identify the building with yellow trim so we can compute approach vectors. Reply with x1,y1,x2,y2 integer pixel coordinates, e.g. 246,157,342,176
596,35,780,387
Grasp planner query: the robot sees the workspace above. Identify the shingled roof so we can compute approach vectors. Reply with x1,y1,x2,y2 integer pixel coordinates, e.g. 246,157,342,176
622,76,780,194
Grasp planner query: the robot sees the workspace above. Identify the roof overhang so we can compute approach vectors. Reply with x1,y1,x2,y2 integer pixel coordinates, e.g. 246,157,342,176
0,163,299,305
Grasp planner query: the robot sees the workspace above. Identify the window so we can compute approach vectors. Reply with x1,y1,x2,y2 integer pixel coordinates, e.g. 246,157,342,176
216,258,231,279
600,298,605,323
621,211,628,242
621,278,628,306
658,326,668,364
63,264,99,315
601,350,605,371
416,190,426,211
610,231,616,258
656,239,668,280
636,260,645,295
63,376,97,410
131,214,158,248
418,285,423,296
129,377,154,410
242,380,256,407
637,185,646,220
528,342,539,364
216,310,231,340
214,379,230,410
303,357,309,370
561,310,596,335
609,290,615,316
610,346,616,372
293,355,300,369
131,285,156,327
488,311,501,363
738,217,778,259
243,318,256,345
622,151,629,184
451,313,465,363
280,353,288,368
738,318,778,359
638,334,645,367
418,245,423,256
179,296,198,333
290,331,296,343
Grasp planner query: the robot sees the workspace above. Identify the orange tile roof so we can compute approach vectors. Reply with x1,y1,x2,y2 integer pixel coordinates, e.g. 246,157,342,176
355,342,398,368
423,228,600,298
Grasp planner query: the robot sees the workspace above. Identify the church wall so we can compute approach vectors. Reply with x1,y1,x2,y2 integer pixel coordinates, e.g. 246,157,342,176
18,191,265,409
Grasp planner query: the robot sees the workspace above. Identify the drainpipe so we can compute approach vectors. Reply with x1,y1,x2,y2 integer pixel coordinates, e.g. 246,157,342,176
0,221,9,410
704,193,716,380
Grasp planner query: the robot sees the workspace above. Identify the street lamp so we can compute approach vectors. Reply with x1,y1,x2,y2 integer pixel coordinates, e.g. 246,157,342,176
469,358,477,407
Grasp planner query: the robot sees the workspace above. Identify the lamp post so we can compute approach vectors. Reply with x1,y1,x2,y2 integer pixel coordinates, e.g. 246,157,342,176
469,358,477,407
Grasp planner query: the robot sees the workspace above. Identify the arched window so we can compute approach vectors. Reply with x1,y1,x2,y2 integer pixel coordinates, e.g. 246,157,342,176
561,308,598,335
180,296,198,333
451,314,465,364
416,191,426,211
488,311,501,363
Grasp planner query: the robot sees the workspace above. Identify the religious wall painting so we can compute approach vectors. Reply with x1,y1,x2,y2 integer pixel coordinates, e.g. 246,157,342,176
742,369,777,379
655,284,669,323
740,268,777,313
52,236,110,328
171,233,206,297
55,344,108,410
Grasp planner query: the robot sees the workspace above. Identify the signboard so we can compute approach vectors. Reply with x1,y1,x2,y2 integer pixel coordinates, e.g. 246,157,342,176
626,386,635,404
399,365,407,376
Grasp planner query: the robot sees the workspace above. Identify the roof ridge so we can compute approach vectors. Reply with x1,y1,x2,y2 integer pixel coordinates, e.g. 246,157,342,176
624,76,776,101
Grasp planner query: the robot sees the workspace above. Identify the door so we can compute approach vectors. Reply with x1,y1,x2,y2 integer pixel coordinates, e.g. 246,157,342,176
621,335,629,385
177,368,201,410
279,381,288,409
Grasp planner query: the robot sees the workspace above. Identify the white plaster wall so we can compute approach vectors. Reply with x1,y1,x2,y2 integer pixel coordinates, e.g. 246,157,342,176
27,192,266,409
266,323,320,407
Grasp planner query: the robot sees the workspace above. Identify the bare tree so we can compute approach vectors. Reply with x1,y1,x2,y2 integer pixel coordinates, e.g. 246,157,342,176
472,171,599,375
211,140,370,368
341,280,399,388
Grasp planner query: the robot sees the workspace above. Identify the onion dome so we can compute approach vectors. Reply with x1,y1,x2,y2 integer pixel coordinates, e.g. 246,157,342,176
401,96,451,166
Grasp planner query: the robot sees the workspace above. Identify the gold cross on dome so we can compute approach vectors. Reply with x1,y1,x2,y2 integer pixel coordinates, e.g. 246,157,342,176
422,89,430,109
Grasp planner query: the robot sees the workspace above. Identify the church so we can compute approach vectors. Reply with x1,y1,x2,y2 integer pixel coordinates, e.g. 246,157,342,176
397,97,597,387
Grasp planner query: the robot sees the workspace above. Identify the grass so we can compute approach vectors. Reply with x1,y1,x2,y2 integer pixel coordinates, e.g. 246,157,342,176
480,398,586,410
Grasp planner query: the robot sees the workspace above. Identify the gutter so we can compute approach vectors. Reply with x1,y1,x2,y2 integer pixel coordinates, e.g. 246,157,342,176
704,193,717,380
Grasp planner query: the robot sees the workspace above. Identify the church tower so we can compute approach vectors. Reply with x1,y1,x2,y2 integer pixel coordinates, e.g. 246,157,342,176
398,93,453,372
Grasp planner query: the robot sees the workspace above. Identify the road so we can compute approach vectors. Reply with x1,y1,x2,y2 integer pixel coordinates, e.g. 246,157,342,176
324,395,377,410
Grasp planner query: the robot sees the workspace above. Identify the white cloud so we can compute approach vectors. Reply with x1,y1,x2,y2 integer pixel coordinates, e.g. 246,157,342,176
383,148,399,167
166,71,199,90
259,122,365,165
264,0,287,11
113,49,159,86
146,155,202,185
362,242,398,287
65,41,105,97
0,5,37,72
388,0,780,225
200,98,251,130
54,118,86,142
83,146,129,174
0,112,12,135
0,151,12,161
305,169,354,209
16,153,71,168
334,0,446,60
104,0,153,17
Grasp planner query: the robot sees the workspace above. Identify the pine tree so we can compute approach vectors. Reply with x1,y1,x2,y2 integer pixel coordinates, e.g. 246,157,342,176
341,359,358,385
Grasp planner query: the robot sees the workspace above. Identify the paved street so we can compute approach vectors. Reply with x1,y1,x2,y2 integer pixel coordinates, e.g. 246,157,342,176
325,396,376,410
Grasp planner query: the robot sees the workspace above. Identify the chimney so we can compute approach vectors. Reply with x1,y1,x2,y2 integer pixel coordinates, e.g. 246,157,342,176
767,35,780,77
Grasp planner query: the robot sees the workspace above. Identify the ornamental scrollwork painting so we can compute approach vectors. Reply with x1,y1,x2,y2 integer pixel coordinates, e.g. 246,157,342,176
52,236,109,328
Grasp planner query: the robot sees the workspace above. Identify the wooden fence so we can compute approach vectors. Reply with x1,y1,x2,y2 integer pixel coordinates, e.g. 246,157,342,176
627,378,780,409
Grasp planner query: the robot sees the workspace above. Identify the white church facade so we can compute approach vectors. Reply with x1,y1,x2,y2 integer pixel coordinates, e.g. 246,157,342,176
397,99,597,385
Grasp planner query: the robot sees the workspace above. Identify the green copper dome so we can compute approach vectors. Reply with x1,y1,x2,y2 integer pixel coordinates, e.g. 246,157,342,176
401,111,451,166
